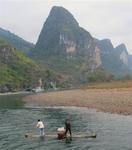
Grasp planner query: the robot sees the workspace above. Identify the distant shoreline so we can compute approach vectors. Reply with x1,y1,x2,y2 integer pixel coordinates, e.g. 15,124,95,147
0,91,29,96
23,87,132,116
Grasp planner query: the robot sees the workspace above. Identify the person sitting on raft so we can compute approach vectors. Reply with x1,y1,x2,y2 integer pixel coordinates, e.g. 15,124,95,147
36,119,45,136
65,118,72,138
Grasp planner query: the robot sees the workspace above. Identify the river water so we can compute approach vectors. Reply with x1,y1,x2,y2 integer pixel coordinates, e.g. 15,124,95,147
0,106,132,150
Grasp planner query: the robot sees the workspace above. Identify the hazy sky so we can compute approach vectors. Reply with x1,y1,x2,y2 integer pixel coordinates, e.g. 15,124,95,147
0,0,132,53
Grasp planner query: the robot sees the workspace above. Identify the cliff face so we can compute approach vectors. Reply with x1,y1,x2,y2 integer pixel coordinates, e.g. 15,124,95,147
115,44,129,65
96,39,130,75
128,55,132,70
0,45,13,63
34,6,101,71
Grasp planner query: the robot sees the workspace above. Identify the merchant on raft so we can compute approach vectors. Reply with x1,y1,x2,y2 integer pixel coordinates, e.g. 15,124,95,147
57,118,72,140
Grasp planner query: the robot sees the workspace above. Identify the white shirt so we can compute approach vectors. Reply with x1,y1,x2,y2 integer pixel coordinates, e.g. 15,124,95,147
36,121,44,128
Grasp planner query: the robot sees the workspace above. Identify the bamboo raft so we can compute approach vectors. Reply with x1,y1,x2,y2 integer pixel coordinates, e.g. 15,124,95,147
25,133,96,139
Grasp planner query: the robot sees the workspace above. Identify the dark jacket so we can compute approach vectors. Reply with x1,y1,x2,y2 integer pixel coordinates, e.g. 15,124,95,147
65,119,71,129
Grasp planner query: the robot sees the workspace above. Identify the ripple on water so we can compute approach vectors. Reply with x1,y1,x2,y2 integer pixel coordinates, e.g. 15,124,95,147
0,107,132,150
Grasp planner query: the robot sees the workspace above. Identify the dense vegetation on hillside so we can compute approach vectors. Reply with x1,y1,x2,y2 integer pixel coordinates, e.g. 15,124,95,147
0,28,34,54
0,41,41,90
0,37,72,91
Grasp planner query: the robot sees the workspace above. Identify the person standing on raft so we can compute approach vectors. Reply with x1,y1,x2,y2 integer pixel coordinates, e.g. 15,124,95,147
65,118,72,138
36,119,45,136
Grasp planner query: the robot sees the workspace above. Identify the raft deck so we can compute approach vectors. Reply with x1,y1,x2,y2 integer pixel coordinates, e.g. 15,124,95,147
25,133,96,139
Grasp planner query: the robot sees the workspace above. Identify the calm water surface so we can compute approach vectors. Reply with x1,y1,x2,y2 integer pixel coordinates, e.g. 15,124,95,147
0,105,132,149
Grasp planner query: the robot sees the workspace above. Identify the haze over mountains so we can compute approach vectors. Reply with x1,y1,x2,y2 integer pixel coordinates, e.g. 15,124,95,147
0,6,132,90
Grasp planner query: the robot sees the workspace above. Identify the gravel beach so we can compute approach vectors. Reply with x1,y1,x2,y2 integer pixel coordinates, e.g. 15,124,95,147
23,87,132,115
